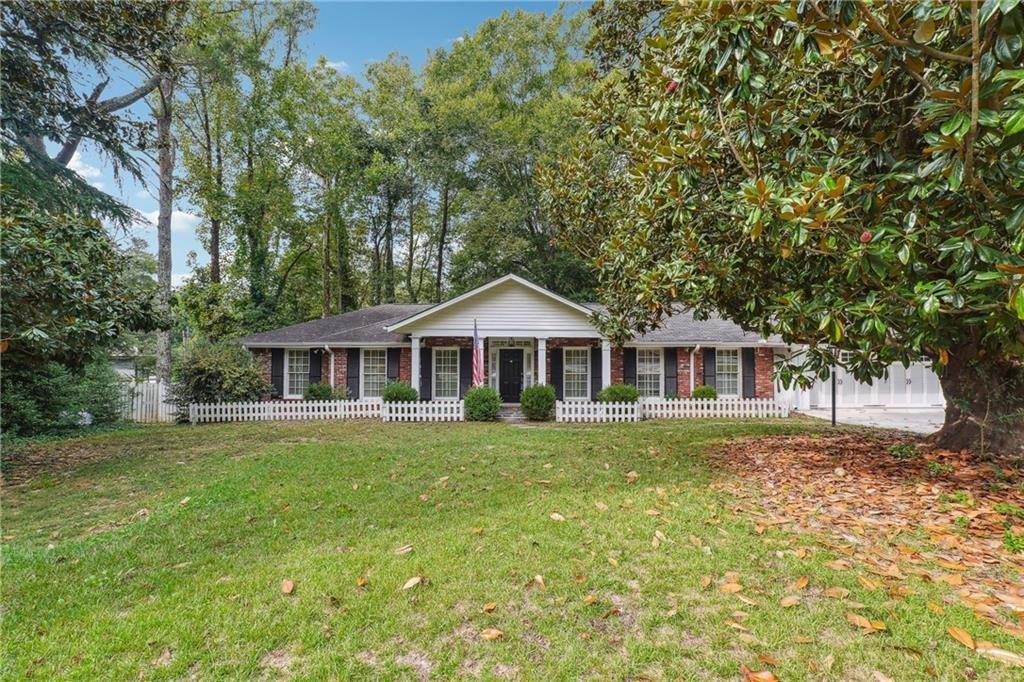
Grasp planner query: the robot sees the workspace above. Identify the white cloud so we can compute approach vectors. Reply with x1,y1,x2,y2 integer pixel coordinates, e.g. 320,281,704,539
171,272,191,288
68,151,102,180
142,209,201,233
325,60,349,72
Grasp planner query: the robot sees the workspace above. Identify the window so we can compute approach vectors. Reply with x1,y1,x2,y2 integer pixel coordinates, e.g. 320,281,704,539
563,348,590,400
637,349,663,398
286,349,309,398
716,349,740,397
433,348,459,399
362,349,387,399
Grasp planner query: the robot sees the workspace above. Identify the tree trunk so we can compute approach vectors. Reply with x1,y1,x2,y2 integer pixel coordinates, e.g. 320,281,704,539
336,211,357,312
210,108,223,284
384,192,396,303
932,345,1024,456
405,195,417,302
321,191,332,318
155,74,175,384
435,182,450,303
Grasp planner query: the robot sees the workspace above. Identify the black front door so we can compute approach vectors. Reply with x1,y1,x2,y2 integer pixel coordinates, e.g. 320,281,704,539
498,349,524,402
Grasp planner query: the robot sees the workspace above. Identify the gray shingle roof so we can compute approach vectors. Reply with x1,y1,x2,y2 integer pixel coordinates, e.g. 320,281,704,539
630,309,784,345
238,304,431,346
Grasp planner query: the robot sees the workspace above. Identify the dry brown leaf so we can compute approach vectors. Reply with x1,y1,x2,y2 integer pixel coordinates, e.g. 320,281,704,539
402,576,423,590
700,575,713,589
740,664,779,682
926,602,945,615
780,595,801,608
789,575,809,590
394,544,413,555
793,635,814,644
529,575,546,589
847,611,883,633
550,512,566,522
356,575,367,588
482,602,497,613
938,573,965,586
720,582,743,594
976,643,1024,667
280,579,295,595
479,628,504,641
595,501,608,511
625,470,639,484
757,653,779,667
584,594,597,605
825,559,851,571
824,587,850,599
947,626,975,650
153,647,172,667
858,575,880,591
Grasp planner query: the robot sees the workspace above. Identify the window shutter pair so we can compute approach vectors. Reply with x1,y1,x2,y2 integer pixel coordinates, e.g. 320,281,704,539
419,347,432,400
703,348,717,389
623,348,637,386
459,348,472,398
590,347,602,400
551,348,563,400
387,348,401,383
664,348,677,396
309,349,323,385
742,347,756,398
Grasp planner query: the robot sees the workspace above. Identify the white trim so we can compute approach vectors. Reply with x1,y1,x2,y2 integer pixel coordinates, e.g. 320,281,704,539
359,348,388,401
431,347,460,401
562,346,591,401
284,348,310,399
492,341,533,402
715,348,741,399
243,341,400,349
384,274,597,332
601,340,611,389
625,341,785,348
690,345,701,395
636,347,664,399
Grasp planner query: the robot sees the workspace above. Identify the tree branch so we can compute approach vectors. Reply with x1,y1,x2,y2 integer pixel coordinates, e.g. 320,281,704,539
963,0,980,188
715,97,756,180
853,0,971,64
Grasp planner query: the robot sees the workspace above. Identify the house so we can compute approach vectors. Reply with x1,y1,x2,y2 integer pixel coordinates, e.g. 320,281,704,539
238,273,944,409
239,274,783,403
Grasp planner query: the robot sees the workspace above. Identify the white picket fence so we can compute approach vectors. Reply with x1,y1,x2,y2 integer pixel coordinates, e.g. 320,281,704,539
189,399,381,424
123,380,175,423
555,401,640,423
381,400,465,422
642,397,788,420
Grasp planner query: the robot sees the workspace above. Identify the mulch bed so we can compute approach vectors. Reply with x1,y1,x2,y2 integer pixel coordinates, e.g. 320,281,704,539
711,431,1024,641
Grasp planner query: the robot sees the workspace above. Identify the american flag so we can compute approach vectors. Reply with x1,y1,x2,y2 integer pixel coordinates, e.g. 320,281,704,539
472,319,484,386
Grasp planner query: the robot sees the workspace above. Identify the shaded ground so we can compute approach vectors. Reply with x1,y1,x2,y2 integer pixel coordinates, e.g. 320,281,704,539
2,419,1022,680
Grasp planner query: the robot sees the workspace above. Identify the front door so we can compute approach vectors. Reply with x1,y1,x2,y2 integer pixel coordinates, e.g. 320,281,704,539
498,349,524,402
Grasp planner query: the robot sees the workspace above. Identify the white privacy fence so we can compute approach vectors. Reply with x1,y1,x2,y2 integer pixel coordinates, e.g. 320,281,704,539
382,400,464,422
556,401,640,423
189,399,382,424
123,380,175,423
641,397,788,420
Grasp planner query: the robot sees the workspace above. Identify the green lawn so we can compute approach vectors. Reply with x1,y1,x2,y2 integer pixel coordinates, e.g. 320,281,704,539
2,419,1020,679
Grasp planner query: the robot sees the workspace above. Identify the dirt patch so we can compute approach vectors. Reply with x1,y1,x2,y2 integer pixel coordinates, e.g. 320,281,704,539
259,648,293,673
395,649,434,681
354,650,379,668
713,433,1024,634
492,662,519,679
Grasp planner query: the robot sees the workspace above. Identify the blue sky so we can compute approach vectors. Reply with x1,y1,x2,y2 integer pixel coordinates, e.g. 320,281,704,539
67,1,577,287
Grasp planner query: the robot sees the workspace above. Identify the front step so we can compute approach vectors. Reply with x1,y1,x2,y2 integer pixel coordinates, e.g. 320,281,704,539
497,406,525,422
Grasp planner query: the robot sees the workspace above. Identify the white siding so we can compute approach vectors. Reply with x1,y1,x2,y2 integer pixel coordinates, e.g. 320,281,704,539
399,279,599,337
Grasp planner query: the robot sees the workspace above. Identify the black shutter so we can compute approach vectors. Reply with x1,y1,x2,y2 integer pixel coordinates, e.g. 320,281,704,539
309,349,322,385
742,347,756,399
703,348,717,390
590,347,602,400
270,348,284,398
664,348,677,397
623,348,637,386
419,347,432,400
387,347,401,383
347,349,360,398
459,347,472,397
551,348,564,400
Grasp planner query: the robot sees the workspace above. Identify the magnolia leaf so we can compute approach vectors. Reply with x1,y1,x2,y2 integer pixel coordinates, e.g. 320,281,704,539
402,576,423,590
780,595,801,608
550,512,566,522
720,582,743,594
976,643,1024,667
281,579,295,595
482,602,497,613
913,19,936,44
394,544,413,555
947,626,975,650
480,628,504,640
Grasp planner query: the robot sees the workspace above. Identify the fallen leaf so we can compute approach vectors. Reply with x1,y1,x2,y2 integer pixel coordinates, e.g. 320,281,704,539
824,587,850,599
153,647,172,667
720,582,743,594
482,602,497,613
625,470,639,484
757,653,779,666
550,512,566,522
394,544,413,555
780,595,801,608
858,575,880,591
584,594,597,605
402,576,423,590
480,628,504,640
789,575,809,590
825,559,851,571
938,573,965,586
847,611,884,633
700,575,713,589
741,664,779,682
356,575,367,588
281,579,294,595
179,497,191,506
595,501,609,511
793,635,814,644
947,626,975,650
529,575,546,589
976,643,1024,667
926,602,944,615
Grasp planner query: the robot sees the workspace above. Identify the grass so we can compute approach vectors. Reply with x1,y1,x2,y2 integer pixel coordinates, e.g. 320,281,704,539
2,419,1021,679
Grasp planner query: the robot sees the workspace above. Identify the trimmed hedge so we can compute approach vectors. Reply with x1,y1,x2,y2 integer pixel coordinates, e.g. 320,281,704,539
464,386,501,421
597,384,639,403
519,384,556,420
691,384,718,399
303,382,333,400
382,381,419,402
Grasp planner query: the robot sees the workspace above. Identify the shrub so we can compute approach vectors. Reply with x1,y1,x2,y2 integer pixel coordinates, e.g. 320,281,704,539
691,384,718,399
598,384,639,403
464,385,501,421
303,382,334,400
333,385,351,400
381,381,418,402
520,384,556,420
888,443,919,460
169,340,269,421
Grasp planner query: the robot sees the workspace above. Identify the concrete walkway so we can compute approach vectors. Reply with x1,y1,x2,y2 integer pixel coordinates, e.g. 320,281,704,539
804,407,944,435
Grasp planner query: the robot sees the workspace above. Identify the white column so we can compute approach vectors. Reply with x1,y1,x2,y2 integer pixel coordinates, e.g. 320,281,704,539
601,339,612,389
537,338,547,385
410,336,421,396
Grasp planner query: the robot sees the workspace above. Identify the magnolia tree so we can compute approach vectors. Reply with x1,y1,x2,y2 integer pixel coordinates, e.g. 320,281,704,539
540,1,1024,454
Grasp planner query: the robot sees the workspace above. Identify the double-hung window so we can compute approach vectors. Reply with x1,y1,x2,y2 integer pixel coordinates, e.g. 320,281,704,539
433,348,459,399
563,348,590,400
286,349,309,398
362,349,387,399
637,349,663,398
716,349,740,397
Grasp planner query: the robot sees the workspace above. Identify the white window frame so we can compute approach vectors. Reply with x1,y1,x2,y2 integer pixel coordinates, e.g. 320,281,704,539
285,349,310,399
360,348,388,400
432,347,460,400
562,347,591,401
636,348,664,399
716,348,741,399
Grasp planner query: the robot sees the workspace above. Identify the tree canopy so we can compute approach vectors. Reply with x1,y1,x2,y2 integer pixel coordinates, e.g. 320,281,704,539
541,0,1024,453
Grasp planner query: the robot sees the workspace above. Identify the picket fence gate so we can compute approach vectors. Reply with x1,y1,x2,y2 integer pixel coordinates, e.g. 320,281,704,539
381,400,464,422
641,397,788,420
189,399,381,424
555,401,639,423
123,380,175,423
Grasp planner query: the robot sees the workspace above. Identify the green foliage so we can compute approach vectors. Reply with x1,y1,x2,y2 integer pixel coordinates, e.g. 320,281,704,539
0,188,164,367
597,384,639,403
926,461,954,477
303,382,333,401
169,340,269,419
543,0,1024,452
1004,529,1024,554
691,385,718,400
519,384,556,420
381,381,419,403
464,386,501,421
888,443,920,460
995,502,1024,519
0,361,126,438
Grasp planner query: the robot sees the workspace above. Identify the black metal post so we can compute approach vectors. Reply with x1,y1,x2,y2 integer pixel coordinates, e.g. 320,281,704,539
831,368,837,426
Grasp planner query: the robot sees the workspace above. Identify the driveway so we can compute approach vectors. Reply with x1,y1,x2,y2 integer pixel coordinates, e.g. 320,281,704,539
803,407,944,435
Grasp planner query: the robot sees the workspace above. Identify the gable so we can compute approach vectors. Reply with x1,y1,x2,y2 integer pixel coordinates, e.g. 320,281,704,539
388,276,599,337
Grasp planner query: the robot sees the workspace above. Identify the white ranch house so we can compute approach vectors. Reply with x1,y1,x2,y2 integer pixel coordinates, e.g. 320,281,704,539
237,274,944,412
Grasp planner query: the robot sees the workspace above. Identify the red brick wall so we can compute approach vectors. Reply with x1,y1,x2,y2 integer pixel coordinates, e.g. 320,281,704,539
544,337,600,384
754,347,775,398
329,348,347,393
676,347,692,397
693,349,705,389
611,347,623,384
399,347,411,383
